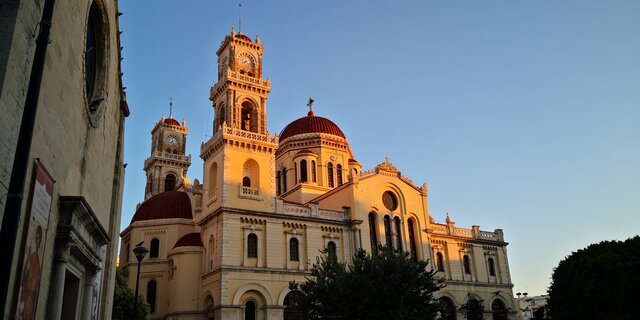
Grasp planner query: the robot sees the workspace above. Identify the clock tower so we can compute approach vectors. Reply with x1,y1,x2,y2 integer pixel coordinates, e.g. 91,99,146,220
200,27,278,216
144,115,191,199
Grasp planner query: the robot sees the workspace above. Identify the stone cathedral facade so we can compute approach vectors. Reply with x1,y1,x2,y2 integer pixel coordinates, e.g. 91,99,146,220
120,28,516,320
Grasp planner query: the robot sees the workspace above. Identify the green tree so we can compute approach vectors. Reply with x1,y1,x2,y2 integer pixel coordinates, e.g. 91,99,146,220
112,267,149,320
547,236,640,320
290,246,443,320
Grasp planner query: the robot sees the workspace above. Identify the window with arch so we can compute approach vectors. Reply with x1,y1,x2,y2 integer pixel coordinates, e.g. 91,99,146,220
488,257,496,276
85,1,107,125
165,173,176,192
393,216,402,252
281,167,287,192
491,299,508,320
383,215,392,247
150,238,160,258
300,160,308,182
463,255,472,274
244,300,256,320
205,295,215,320
247,233,258,258
242,176,251,187
147,280,157,313
289,238,299,261
124,242,130,264
208,162,218,198
276,174,281,196
242,159,260,191
439,297,457,320
294,162,298,184
284,290,306,320
208,236,214,271
311,160,316,182
407,218,418,261
436,252,445,271
327,241,337,261
368,212,378,254
327,162,334,188
336,164,343,185
241,101,257,133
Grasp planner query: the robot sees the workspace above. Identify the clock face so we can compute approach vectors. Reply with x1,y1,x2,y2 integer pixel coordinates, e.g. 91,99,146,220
239,54,255,67
166,134,179,146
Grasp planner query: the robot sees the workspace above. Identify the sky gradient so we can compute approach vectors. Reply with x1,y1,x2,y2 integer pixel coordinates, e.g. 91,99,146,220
119,1,640,296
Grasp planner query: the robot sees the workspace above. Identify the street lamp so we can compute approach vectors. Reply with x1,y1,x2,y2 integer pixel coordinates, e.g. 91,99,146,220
133,245,149,318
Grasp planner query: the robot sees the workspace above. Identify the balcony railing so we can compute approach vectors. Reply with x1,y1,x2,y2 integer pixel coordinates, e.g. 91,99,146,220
144,152,191,168
239,185,261,200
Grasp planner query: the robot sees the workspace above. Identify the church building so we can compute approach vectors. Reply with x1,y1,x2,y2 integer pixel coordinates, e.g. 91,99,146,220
119,27,516,320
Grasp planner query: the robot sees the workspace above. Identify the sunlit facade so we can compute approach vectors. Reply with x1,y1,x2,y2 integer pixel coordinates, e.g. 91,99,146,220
119,28,516,320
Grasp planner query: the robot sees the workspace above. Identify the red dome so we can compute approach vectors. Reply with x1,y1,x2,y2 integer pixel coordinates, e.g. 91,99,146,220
235,34,252,42
173,233,203,248
164,118,180,126
131,191,192,223
279,111,346,141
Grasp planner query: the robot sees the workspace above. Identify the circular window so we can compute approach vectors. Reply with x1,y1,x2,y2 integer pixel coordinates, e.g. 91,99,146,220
382,191,398,211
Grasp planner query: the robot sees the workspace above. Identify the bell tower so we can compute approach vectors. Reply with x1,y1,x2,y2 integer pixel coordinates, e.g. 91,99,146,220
201,27,278,216
144,114,191,199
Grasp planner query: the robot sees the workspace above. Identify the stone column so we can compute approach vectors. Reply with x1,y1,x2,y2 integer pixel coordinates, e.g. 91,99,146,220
47,241,71,320
80,268,98,320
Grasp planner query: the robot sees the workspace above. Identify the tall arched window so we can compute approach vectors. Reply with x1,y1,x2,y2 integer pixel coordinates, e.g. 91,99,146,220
488,257,496,276
284,290,306,320
289,238,299,261
242,176,251,187
241,101,257,133
439,297,457,320
436,252,445,271
282,167,287,192
368,212,378,254
463,255,472,274
383,215,392,247
492,299,508,320
165,173,176,191
150,238,160,258
300,160,308,182
247,233,258,258
327,162,334,188
327,241,337,261
208,162,218,198
205,295,215,320
244,300,256,320
393,217,402,252
147,280,157,313
336,164,343,185
407,218,417,261
276,174,281,196
311,160,316,182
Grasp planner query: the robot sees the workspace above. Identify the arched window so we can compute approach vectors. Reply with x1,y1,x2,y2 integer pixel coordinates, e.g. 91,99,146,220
383,215,392,247
294,162,298,184
327,241,337,261
463,255,472,274
208,162,218,198
439,297,457,320
147,280,157,313
241,101,256,133
205,295,215,320
284,290,306,320
488,257,496,276
436,252,445,271
407,218,417,261
300,160,308,182
466,298,484,320
247,233,258,258
368,212,378,254
289,238,299,261
393,216,402,252
125,242,130,264
244,300,256,320
165,173,176,191
150,238,160,258
242,176,251,187
281,167,287,192
311,160,316,182
327,162,334,188
336,164,343,185
492,299,508,320
208,236,214,271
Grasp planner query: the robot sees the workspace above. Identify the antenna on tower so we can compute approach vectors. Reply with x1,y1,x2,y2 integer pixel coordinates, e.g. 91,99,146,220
169,97,174,118
238,3,242,33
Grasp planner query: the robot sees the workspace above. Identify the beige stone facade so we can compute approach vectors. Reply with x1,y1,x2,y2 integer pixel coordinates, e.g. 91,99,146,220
0,0,127,319
120,28,515,320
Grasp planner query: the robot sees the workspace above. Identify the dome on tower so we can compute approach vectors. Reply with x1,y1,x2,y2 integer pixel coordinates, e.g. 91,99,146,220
279,111,346,141
164,117,180,127
131,191,192,223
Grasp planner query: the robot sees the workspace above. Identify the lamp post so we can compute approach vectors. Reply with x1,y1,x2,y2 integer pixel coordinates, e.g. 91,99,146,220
133,245,149,319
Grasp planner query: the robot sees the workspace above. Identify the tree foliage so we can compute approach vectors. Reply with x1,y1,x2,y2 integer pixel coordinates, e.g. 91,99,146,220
547,236,640,320
112,267,149,320
290,246,443,320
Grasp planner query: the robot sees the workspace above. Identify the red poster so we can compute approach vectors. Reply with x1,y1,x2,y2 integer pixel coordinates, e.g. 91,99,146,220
15,160,54,320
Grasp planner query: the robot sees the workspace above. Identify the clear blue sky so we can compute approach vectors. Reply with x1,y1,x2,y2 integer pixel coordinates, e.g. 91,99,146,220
119,1,640,296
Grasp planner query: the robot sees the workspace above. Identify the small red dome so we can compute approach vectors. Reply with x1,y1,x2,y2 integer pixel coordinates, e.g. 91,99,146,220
164,118,180,126
173,233,203,248
235,34,252,42
280,112,346,141
131,191,192,223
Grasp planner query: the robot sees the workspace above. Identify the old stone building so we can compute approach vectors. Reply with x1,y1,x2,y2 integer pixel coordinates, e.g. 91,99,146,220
0,0,127,319
120,28,515,320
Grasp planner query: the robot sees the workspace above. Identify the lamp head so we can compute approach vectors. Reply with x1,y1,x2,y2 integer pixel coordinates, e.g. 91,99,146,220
133,245,149,262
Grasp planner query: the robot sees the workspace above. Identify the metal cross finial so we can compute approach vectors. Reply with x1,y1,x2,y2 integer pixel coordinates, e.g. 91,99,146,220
169,97,174,118
307,97,314,111
385,156,389,163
